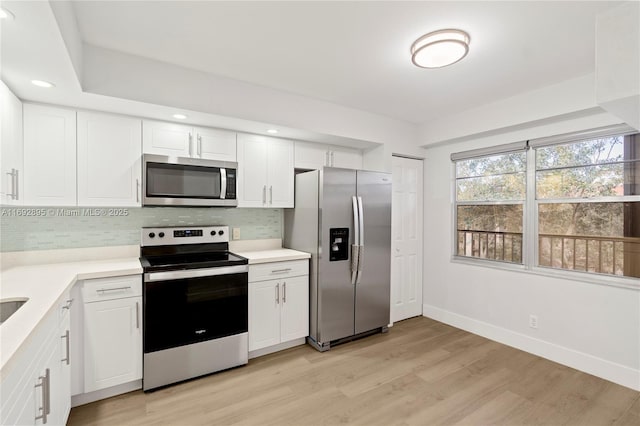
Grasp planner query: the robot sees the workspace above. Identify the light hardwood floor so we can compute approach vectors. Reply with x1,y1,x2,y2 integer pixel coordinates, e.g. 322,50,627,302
69,317,639,425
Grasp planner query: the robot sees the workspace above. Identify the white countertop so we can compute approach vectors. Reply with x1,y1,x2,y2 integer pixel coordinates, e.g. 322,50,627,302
234,248,311,264
0,258,142,374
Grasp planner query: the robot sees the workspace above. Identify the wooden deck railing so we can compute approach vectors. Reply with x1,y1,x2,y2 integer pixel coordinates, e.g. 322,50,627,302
457,230,640,276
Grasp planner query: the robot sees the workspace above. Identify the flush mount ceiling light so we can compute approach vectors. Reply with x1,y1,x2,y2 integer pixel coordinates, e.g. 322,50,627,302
31,80,55,88
266,129,279,134
410,29,470,69
0,7,15,20
172,114,187,120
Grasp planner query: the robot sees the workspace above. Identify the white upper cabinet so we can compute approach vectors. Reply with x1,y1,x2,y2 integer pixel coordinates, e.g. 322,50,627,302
142,120,193,157
77,112,142,206
0,81,23,205
23,104,77,206
237,134,294,208
196,127,237,161
143,120,237,161
294,141,362,170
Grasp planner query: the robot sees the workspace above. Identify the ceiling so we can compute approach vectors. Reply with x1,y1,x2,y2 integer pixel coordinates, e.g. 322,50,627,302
0,1,626,150
69,1,618,124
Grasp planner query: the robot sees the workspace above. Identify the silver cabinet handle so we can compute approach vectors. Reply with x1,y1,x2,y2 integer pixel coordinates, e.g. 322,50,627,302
136,301,140,329
275,283,280,304
97,286,132,293
188,132,193,157
271,268,291,274
35,368,50,423
197,134,202,157
283,282,286,303
61,330,70,365
262,185,267,204
136,178,140,203
6,168,18,200
269,185,273,205
62,298,73,310
330,151,335,167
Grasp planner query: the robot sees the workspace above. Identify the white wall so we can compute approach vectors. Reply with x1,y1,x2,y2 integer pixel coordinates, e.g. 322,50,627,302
422,110,640,391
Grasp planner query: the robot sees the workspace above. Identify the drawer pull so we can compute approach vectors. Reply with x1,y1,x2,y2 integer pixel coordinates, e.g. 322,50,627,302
97,286,131,293
271,268,292,274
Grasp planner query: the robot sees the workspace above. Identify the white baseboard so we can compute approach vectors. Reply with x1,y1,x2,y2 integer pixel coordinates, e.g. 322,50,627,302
249,338,306,359
71,380,142,407
423,304,640,391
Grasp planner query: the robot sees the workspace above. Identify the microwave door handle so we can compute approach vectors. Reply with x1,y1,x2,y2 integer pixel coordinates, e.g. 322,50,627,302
220,168,227,199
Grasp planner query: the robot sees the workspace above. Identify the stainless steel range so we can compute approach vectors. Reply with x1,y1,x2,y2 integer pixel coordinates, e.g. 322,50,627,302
140,226,248,391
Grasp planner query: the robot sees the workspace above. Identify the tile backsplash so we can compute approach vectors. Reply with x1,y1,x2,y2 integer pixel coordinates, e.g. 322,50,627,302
0,206,282,252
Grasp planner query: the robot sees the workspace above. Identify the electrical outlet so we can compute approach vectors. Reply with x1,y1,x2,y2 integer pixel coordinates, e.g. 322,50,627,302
232,228,241,240
529,314,538,329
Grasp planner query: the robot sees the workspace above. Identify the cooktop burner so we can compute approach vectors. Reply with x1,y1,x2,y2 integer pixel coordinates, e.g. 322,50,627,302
139,226,247,272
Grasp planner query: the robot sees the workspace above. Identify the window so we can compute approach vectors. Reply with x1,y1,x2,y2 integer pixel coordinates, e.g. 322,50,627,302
535,134,640,278
455,149,526,264
452,125,640,282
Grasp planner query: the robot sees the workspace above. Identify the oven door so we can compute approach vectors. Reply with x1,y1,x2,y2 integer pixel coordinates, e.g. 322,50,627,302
143,154,237,206
143,265,248,353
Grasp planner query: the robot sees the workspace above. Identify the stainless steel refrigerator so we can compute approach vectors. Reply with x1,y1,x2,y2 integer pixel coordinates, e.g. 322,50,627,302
284,167,391,351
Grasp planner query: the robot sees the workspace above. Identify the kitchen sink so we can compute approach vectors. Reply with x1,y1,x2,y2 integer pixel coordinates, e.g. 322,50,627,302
0,298,28,325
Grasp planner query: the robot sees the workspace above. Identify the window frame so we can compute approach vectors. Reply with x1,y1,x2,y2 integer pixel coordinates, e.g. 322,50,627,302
450,125,640,290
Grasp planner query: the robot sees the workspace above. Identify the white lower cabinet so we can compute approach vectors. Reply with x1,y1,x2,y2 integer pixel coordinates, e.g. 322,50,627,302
0,293,73,426
81,275,142,393
248,260,309,353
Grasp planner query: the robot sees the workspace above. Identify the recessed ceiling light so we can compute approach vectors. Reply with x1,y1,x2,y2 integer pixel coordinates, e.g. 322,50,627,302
31,80,55,88
0,7,15,20
172,114,188,120
266,129,279,134
411,29,471,69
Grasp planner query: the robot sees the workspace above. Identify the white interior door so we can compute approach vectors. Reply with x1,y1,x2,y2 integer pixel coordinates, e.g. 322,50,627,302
391,156,424,323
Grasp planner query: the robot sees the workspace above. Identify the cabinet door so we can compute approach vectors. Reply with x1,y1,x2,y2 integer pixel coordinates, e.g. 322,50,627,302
248,280,281,351
279,275,309,343
23,104,76,206
267,138,294,208
83,297,142,392
142,120,192,157
294,141,328,170
77,112,142,206
56,302,71,425
0,81,23,205
237,134,268,207
330,146,363,170
196,127,236,161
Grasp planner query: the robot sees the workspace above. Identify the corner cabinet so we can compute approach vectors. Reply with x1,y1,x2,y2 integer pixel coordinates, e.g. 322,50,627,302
143,120,237,161
0,293,73,426
294,141,363,170
237,134,294,208
0,81,23,205
248,260,309,354
77,112,142,206
23,104,77,206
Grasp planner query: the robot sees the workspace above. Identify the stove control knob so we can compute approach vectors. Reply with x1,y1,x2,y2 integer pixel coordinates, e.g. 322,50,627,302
148,232,155,238
159,232,165,238
218,230,224,236
210,230,216,236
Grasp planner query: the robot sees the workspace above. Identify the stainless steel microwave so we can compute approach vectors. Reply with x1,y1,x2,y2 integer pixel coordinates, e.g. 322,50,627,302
142,154,238,207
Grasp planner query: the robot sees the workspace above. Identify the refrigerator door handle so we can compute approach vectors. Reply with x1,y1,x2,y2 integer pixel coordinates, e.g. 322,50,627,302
356,196,365,284
351,196,360,284
351,244,359,284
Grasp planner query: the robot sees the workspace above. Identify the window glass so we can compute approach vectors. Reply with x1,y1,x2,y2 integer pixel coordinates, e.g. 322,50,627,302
536,134,640,278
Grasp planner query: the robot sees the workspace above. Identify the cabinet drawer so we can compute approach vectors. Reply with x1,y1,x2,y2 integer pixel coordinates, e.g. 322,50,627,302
249,260,308,282
81,275,142,303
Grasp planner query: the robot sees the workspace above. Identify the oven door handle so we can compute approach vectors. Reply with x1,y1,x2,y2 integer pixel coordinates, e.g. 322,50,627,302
144,265,248,282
